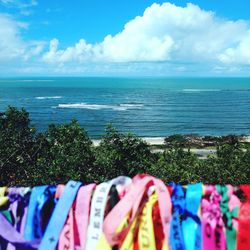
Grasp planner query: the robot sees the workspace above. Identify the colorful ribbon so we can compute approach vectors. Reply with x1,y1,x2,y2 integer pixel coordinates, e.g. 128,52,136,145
0,187,8,207
24,185,49,240
170,183,186,250
216,185,240,250
237,185,250,250
0,177,249,250
182,183,203,250
38,180,82,250
201,185,226,250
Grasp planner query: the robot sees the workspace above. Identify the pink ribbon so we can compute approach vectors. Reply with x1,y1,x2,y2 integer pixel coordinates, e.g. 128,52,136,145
201,185,226,250
75,184,96,249
57,184,96,250
102,174,172,249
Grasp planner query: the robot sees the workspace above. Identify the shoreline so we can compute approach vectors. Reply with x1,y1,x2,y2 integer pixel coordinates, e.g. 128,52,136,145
92,136,250,146
92,137,166,146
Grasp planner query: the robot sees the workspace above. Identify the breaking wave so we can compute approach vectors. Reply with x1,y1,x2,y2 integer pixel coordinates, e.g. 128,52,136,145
36,96,62,100
57,103,144,111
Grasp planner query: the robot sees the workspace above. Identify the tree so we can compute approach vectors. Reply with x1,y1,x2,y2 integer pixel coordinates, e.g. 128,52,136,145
149,147,201,184
0,107,36,185
93,124,156,182
34,120,95,184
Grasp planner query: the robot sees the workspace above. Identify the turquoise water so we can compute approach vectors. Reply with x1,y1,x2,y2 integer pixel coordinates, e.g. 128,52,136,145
0,77,249,138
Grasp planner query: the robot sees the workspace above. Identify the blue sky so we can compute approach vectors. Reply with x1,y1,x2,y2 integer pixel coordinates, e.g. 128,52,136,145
0,0,250,76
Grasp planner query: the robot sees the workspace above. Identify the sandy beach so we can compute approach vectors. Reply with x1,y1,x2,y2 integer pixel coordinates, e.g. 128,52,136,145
92,136,250,147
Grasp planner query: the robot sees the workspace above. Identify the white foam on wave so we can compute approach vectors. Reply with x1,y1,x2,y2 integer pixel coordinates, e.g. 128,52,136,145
57,103,144,111
58,103,115,110
182,89,221,92
120,103,144,108
36,96,62,100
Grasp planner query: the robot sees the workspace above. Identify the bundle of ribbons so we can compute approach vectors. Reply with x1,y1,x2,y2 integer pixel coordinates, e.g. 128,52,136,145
0,174,250,250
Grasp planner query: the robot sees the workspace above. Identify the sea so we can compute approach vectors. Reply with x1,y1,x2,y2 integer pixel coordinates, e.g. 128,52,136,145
0,77,249,138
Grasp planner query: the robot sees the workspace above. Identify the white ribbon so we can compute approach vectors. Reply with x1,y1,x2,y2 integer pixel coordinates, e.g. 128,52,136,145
85,176,131,250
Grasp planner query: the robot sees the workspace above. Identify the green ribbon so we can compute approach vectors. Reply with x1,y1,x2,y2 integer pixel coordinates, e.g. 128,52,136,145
216,185,239,250
1,210,13,224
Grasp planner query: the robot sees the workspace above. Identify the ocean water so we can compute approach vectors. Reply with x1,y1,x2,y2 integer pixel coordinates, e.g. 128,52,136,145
0,77,249,138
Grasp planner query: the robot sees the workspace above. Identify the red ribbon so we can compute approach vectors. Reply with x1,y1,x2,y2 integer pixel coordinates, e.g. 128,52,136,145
237,185,250,250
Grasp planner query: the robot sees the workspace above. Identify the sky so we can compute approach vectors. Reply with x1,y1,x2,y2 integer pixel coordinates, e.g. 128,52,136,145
0,0,250,76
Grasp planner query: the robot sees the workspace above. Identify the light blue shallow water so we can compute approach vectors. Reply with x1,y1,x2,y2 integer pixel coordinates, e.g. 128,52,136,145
0,77,249,138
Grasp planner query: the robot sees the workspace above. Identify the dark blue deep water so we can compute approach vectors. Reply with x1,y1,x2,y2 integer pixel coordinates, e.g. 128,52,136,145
0,77,249,138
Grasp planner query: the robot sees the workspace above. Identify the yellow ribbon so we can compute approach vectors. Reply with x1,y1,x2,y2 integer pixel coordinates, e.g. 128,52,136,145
0,187,8,207
120,212,140,250
95,214,131,250
138,193,158,250
94,234,111,250
95,193,170,250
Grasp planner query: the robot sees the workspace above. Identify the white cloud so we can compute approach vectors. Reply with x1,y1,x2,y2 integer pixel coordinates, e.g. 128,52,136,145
42,2,250,68
0,14,26,61
1,2,250,75
42,38,94,64
0,14,44,62
219,31,250,64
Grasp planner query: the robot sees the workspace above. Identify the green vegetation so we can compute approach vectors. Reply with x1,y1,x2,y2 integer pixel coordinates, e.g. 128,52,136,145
0,107,249,186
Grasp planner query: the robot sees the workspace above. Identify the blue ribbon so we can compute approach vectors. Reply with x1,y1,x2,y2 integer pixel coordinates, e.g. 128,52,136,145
24,186,48,240
24,186,55,240
170,183,186,250
38,180,82,250
182,183,202,250
34,186,56,239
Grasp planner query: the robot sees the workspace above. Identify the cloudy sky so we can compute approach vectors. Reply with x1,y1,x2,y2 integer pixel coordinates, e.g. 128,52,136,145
0,0,250,76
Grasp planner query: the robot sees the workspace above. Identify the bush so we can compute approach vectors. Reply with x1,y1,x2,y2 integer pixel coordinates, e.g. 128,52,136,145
0,107,36,185
148,147,201,184
34,120,95,184
93,125,157,182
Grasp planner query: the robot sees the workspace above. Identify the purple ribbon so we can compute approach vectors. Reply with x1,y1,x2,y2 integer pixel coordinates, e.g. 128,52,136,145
0,187,36,250
0,212,39,249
